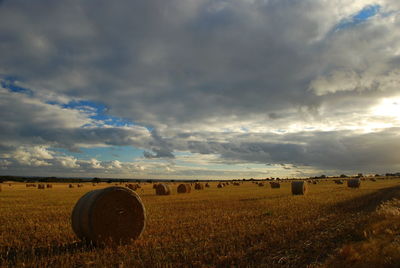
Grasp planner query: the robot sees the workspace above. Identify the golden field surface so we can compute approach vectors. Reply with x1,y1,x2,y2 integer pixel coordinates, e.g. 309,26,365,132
1,179,400,267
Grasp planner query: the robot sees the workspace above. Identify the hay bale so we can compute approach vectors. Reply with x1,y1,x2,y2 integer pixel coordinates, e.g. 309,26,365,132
334,179,343,184
270,182,280,189
38,184,45,189
71,186,146,245
217,183,224,188
155,183,171,195
177,183,191,193
194,183,204,190
77,184,83,188
205,183,210,188
258,182,264,187
69,184,74,188
152,183,158,189
291,181,307,195
126,184,138,191
46,184,52,188
347,179,361,188
370,178,377,182
312,181,317,185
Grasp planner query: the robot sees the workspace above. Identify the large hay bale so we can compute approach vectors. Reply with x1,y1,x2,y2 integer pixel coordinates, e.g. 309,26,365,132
347,179,361,188
46,184,52,188
194,183,204,190
71,186,146,245
177,183,191,193
217,183,224,188
291,181,307,195
69,184,74,188
205,183,210,188
155,183,171,195
270,182,280,189
38,184,45,189
152,183,158,189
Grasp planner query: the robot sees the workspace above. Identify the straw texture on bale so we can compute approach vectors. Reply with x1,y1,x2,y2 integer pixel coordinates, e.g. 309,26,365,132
155,183,171,195
347,179,361,188
177,184,191,193
71,186,146,245
291,181,307,195
194,183,204,190
270,182,281,189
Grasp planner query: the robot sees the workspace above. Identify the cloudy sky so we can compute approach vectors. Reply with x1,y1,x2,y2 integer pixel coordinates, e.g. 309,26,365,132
0,0,399,179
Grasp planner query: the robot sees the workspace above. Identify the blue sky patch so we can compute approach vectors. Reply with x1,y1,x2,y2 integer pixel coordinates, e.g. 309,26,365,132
0,77,33,96
62,100,136,127
334,4,380,31
52,146,144,162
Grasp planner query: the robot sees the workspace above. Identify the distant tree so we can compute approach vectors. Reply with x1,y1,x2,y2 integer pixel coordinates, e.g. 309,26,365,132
340,174,348,178
92,177,101,183
320,175,326,179
357,173,363,178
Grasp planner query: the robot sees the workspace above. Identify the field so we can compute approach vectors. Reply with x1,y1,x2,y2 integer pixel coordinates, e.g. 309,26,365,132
1,178,400,267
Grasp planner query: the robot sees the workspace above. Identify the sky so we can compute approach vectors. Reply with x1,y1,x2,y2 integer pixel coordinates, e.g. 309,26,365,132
0,0,400,179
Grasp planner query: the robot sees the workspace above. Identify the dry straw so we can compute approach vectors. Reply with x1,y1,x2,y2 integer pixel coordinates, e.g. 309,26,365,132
155,183,171,195
347,179,361,188
270,182,280,189
291,181,307,195
177,183,191,193
194,183,204,190
71,186,146,245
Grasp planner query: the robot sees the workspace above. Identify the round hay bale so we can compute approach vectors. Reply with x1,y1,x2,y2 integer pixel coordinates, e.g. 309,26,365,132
194,183,204,190
155,183,171,195
217,183,224,188
205,183,210,188
152,183,158,189
258,182,264,187
347,179,361,188
126,184,138,191
38,184,45,189
71,186,146,245
177,183,191,193
291,181,307,195
270,182,280,189
69,184,74,188
46,184,52,188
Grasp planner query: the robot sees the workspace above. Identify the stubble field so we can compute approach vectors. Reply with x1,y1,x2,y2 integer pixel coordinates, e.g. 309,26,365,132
1,178,400,267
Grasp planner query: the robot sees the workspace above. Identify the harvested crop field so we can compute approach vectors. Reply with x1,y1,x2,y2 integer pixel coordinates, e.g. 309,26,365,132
1,178,400,267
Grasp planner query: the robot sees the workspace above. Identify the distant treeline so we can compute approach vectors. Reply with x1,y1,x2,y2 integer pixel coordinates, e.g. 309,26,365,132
1,173,399,184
